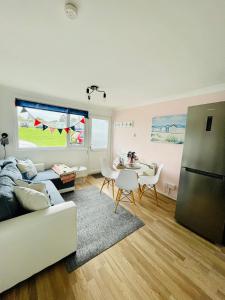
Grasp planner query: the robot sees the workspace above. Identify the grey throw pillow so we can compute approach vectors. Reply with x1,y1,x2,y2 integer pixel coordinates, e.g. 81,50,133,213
17,159,37,180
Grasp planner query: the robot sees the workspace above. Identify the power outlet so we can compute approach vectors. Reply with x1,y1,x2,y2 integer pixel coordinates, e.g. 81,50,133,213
165,183,176,195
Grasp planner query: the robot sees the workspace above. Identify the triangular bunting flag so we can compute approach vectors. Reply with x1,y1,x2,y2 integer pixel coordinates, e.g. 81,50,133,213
70,126,76,131
21,107,27,113
80,117,85,124
58,128,63,134
78,136,83,143
49,127,55,134
64,128,70,134
34,119,41,127
42,125,48,131
77,132,82,143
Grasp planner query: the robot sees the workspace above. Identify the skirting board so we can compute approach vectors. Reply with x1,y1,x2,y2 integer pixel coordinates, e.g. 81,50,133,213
144,188,176,203
159,191,176,201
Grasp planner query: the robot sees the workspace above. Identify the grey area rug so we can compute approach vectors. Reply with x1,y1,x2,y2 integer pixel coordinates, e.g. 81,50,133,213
63,186,144,272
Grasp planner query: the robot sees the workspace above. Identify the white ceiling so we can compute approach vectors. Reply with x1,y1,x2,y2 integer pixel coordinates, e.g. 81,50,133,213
0,0,225,109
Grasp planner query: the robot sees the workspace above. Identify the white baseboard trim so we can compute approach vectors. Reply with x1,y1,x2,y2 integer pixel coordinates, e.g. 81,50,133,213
158,190,176,201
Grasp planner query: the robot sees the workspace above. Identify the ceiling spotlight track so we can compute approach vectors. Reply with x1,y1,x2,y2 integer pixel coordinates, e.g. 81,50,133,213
86,85,106,101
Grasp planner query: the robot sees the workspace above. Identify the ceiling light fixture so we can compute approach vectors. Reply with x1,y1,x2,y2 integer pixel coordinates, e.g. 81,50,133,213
86,85,107,101
65,2,78,19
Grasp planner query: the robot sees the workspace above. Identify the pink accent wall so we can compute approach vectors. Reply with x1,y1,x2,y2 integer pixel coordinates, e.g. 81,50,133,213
113,91,225,200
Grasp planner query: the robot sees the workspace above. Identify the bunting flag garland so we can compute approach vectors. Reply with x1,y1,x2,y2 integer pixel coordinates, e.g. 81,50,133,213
42,124,48,131
34,119,41,127
49,127,56,134
28,113,85,135
64,128,70,134
77,132,83,143
21,107,27,113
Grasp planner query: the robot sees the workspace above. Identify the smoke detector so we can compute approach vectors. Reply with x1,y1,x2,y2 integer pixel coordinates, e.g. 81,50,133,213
65,3,78,19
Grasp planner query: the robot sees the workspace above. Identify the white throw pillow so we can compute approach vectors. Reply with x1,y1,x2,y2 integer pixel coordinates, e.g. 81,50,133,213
14,186,51,211
15,179,47,195
17,159,37,180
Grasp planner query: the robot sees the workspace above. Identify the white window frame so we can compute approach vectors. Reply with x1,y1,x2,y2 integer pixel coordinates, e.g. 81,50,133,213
16,107,88,151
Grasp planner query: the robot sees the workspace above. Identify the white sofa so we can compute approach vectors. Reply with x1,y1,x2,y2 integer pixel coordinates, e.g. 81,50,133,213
0,199,77,293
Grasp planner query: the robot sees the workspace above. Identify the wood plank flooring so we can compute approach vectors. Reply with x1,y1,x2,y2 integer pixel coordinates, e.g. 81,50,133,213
1,176,225,300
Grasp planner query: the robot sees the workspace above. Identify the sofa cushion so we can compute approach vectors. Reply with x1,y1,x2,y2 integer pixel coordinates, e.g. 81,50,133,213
0,163,22,182
14,186,51,211
0,160,4,169
32,169,59,182
44,180,64,205
32,170,74,190
17,159,37,180
2,157,17,167
0,176,15,187
0,185,23,221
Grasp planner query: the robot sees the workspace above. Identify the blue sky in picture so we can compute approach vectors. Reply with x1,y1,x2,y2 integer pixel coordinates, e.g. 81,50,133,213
152,114,187,129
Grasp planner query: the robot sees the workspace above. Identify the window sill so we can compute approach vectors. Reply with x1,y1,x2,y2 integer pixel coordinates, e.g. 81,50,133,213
90,148,108,152
17,146,88,151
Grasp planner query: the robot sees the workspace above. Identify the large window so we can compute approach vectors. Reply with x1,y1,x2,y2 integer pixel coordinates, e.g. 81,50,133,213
17,102,87,148
91,118,109,150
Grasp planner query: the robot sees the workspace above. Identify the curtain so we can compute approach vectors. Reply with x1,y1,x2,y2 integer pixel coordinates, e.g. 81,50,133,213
15,98,89,118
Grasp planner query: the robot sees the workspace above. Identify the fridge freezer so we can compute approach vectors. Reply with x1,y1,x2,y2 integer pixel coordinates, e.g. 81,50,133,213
175,167,225,243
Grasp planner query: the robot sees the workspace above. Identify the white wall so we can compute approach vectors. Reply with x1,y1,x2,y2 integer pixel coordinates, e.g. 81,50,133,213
0,84,112,170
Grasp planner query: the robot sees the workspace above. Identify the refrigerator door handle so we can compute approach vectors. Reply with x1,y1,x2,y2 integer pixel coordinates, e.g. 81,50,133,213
184,167,224,180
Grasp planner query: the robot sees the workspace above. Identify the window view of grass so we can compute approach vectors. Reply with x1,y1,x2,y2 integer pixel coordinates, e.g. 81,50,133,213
17,107,85,148
19,127,67,147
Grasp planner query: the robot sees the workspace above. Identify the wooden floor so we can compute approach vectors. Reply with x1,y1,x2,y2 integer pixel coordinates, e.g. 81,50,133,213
2,176,225,300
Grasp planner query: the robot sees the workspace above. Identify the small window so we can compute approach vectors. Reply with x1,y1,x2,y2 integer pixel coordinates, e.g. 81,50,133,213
91,118,109,150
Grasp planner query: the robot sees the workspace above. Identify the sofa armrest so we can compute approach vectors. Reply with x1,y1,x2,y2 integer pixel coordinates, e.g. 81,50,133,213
0,201,77,293
34,163,45,172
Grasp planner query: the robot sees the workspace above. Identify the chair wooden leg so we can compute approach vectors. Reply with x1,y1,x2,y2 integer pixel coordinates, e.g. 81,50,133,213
138,184,142,201
100,178,106,193
140,184,146,200
153,185,158,206
112,179,115,198
115,188,122,213
131,191,136,204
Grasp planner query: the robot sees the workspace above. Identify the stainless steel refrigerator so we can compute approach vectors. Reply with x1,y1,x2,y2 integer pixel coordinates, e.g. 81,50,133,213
175,101,225,244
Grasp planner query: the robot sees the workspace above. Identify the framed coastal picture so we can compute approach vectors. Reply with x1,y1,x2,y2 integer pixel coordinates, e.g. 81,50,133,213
150,114,187,144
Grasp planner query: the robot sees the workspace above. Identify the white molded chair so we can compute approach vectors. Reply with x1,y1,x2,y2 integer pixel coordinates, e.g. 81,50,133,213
115,170,139,213
100,158,119,198
138,164,164,205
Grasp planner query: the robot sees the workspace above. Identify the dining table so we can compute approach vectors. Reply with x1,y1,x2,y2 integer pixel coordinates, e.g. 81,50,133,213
116,162,155,177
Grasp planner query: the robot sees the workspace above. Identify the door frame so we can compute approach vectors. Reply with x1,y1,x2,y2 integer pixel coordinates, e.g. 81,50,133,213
88,114,112,174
